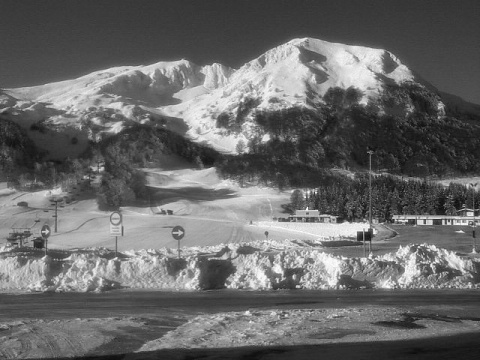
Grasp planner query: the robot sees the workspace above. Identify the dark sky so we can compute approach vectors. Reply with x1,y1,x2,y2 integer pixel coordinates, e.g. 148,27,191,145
1,0,479,104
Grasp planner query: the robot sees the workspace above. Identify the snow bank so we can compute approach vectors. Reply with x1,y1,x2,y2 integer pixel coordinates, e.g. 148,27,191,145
0,243,478,292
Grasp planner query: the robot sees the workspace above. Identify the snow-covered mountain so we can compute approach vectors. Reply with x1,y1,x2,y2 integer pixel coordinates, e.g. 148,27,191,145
0,37,465,159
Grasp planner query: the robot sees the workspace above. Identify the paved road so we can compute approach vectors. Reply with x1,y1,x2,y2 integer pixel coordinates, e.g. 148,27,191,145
1,290,480,359
2,289,480,319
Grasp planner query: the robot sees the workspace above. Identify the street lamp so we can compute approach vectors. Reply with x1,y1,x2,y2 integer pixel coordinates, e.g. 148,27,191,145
367,150,374,231
470,183,477,253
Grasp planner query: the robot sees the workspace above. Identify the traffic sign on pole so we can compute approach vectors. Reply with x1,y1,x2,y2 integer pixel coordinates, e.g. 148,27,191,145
172,225,185,259
41,224,51,239
110,212,122,226
110,211,123,236
41,224,50,256
171,226,185,240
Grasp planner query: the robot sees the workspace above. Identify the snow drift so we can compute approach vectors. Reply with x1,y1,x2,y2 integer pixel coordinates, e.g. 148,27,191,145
1,243,478,293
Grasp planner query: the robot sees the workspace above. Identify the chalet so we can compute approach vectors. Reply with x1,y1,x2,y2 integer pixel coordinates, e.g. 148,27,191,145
288,208,337,223
457,206,478,217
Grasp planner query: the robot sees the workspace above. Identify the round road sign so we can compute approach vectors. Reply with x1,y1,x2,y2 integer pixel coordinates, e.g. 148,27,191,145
171,226,185,241
110,211,122,226
41,224,51,239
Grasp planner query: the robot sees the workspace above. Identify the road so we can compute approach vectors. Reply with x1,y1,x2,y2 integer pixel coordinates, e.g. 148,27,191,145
3,289,480,319
1,290,480,359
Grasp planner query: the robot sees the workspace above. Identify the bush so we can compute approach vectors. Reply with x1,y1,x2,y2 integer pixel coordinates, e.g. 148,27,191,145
30,122,47,133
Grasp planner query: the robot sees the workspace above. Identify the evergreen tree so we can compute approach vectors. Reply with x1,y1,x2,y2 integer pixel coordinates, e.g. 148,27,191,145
444,193,457,215
290,189,305,212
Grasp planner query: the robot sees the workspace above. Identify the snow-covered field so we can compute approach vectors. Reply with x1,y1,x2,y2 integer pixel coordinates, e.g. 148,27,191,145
2,168,480,358
1,166,480,293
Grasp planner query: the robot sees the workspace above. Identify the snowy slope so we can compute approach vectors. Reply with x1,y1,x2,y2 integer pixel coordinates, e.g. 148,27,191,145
8,60,233,108
165,37,419,151
1,37,441,158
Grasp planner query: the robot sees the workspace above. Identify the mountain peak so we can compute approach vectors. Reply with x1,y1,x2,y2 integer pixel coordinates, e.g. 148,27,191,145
0,37,461,159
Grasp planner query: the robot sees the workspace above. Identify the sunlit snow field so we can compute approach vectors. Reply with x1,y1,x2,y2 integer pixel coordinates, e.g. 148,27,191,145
1,167,480,293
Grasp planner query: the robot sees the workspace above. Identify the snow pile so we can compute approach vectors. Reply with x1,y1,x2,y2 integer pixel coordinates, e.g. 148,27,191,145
0,243,478,292
380,244,480,289
0,254,47,289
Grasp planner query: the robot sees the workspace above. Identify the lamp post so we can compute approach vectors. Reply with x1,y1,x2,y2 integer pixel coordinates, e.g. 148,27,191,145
470,183,477,253
367,150,374,231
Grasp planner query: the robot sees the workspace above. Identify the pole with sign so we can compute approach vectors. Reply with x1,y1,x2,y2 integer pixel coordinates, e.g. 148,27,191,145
171,225,185,258
110,211,123,257
369,229,373,255
357,229,372,258
41,224,51,256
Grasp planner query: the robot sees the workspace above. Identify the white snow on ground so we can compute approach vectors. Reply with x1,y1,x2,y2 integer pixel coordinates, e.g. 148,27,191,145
0,242,478,293
257,221,372,240
0,317,147,359
1,168,479,293
2,172,480,358
137,306,480,352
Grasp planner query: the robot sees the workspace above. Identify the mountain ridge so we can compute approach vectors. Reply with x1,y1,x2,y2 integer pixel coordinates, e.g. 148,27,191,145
1,37,479,169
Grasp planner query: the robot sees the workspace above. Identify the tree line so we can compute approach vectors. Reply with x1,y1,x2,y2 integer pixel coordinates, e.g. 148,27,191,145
288,173,477,222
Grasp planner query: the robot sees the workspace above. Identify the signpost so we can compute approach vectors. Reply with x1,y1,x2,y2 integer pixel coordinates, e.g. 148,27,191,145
41,224,50,256
470,183,477,253
171,225,185,258
110,211,123,257
357,229,372,257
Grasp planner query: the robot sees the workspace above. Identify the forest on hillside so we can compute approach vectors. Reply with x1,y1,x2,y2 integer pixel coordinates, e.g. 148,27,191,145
92,125,219,210
0,118,40,180
3,82,480,215
217,84,480,185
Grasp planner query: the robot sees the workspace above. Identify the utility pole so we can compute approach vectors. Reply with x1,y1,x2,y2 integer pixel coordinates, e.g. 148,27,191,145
50,197,63,233
470,183,477,253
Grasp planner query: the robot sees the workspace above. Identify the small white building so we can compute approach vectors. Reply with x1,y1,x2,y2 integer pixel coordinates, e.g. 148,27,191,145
457,206,477,217
392,214,478,226
289,208,337,223
392,205,480,226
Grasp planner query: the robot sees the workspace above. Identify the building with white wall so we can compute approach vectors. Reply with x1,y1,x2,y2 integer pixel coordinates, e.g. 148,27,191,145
392,207,478,226
288,209,337,223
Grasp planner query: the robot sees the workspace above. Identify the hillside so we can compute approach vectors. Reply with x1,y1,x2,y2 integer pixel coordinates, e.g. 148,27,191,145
0,165,353,252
